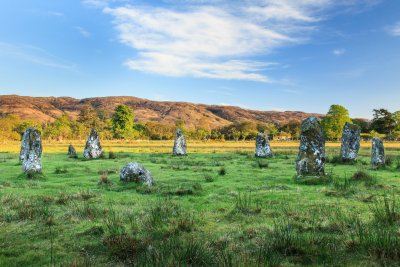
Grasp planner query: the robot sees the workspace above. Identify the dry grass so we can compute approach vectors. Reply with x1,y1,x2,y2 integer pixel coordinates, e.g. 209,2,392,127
2,140,400,153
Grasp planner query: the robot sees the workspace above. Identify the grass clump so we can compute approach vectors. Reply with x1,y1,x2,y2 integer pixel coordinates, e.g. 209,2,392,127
370,194,400,226
255,159,269,169
204,174,215,183
218,166,226,176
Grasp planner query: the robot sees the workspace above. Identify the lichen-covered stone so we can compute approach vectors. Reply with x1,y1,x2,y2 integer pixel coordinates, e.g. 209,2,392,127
371,136,385,168
68,144,77,158
20,128,42,174
83,128,103,159
340,122,361,162
120,162,154,186
296,117,325,176
255,133,273,158
173,128,187,156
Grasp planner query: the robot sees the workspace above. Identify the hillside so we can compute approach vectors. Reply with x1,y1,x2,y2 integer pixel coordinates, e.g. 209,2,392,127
0,95,323,129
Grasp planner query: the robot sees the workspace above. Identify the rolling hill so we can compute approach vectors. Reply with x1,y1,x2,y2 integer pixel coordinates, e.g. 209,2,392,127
0,95,323,129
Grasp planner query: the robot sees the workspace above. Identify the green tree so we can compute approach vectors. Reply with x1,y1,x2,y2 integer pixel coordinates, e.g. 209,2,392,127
321,105,352,140
370,109,396,135
111,105,134,139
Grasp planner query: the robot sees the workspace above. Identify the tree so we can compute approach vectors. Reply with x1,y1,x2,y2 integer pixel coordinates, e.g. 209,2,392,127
351,118,370,133
321,105,352,140
281,119,301,140
78,106,101,129
111,105,135,139
370,109,396,134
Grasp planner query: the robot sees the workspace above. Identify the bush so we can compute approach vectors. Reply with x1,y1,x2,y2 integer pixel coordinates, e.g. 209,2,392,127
218,167,226,176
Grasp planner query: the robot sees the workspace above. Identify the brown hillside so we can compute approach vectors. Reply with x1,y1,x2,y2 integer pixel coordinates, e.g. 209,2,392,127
0,95,323,129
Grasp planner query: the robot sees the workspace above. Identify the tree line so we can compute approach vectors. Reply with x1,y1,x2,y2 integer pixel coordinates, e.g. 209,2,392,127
1,104,399,141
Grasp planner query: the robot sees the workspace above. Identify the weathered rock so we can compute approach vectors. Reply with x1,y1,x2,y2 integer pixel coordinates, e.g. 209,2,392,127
173,128,187,156
371,136,385,168
340,122,361,162
68,144,77,158
19,128,31,162
83,128,103,159
120,162,154,186
20,128,42,174
296,117,325,176
255,133,273,158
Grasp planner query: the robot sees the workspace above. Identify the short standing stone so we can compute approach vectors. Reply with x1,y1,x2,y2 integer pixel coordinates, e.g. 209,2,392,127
68,144,77,158
371,136,385,168
20,128,42,174
173,128,187,156
255,133,273,158
340,122,361,162
296,117,325,176
83,128,103,159
120,162,154,186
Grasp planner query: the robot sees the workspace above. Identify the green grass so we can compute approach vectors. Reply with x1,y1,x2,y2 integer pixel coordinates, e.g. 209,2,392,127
0,146,400,266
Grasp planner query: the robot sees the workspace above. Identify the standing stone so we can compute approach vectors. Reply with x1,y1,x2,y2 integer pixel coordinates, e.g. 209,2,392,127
19,128,31,162
120,162,154,186
371,136,385,168
173,128,187,156
296,117,325,176
68,144,77,158
255,133,273,158
20,128,42,174
83,128,103,159
340,122,361,162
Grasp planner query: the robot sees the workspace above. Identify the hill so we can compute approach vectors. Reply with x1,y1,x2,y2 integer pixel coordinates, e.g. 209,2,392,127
0,95,323,129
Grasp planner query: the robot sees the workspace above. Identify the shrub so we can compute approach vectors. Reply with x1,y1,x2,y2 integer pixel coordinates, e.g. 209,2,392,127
218,166,226,176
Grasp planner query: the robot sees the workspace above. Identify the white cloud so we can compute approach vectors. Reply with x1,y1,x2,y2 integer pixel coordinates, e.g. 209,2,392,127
75,26,91,37
387,22,400,37
99,0,381,81
333,48,346,56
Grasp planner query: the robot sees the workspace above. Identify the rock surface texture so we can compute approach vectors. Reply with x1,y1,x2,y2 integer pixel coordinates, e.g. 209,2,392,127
296,117,325,176
120,162,154,186
340,122,361,162
255,133,273,158
83,128,102,159
68,144,77,157
173,128,187,156
20,128,43,174
371,136,385,168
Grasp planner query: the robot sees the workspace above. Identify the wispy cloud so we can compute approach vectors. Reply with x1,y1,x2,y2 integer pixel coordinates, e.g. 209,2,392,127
97,0,381,81
0,42,77,71
333,48,346,56
387,21,400,36
75,26,91,37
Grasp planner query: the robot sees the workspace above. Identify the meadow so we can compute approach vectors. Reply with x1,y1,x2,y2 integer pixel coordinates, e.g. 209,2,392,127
1,141,400,266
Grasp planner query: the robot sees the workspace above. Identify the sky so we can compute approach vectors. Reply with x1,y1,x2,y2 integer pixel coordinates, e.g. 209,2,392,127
0,0,399,118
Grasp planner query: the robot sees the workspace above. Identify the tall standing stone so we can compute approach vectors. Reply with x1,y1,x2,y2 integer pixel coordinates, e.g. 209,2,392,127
173,128,187,156
68,144,77,158
371,136,385,168
296,117,325,176
340,122,361,162
255,133,273,158
20,128,42,174
83,128,103,159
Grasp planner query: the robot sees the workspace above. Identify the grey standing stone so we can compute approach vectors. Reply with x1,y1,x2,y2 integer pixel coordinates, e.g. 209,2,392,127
20,128,42,174
83,128,103,159
173,128,187,156
255,133,273,158
340,122,361,162
68,144,77,158
120,162,154,186
296,117,325,176
371,136,385,168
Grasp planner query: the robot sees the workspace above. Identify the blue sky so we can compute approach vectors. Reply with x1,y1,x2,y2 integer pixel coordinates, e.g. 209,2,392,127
0,0,399,118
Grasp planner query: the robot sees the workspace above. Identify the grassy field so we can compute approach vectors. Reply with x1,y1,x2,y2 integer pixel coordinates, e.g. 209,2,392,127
1,142,400,266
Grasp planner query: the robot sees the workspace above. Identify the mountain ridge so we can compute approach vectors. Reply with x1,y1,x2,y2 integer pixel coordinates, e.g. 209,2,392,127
0,94,324,129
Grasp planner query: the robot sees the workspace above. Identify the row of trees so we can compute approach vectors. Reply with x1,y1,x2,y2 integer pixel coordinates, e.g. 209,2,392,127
1,105,399,141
